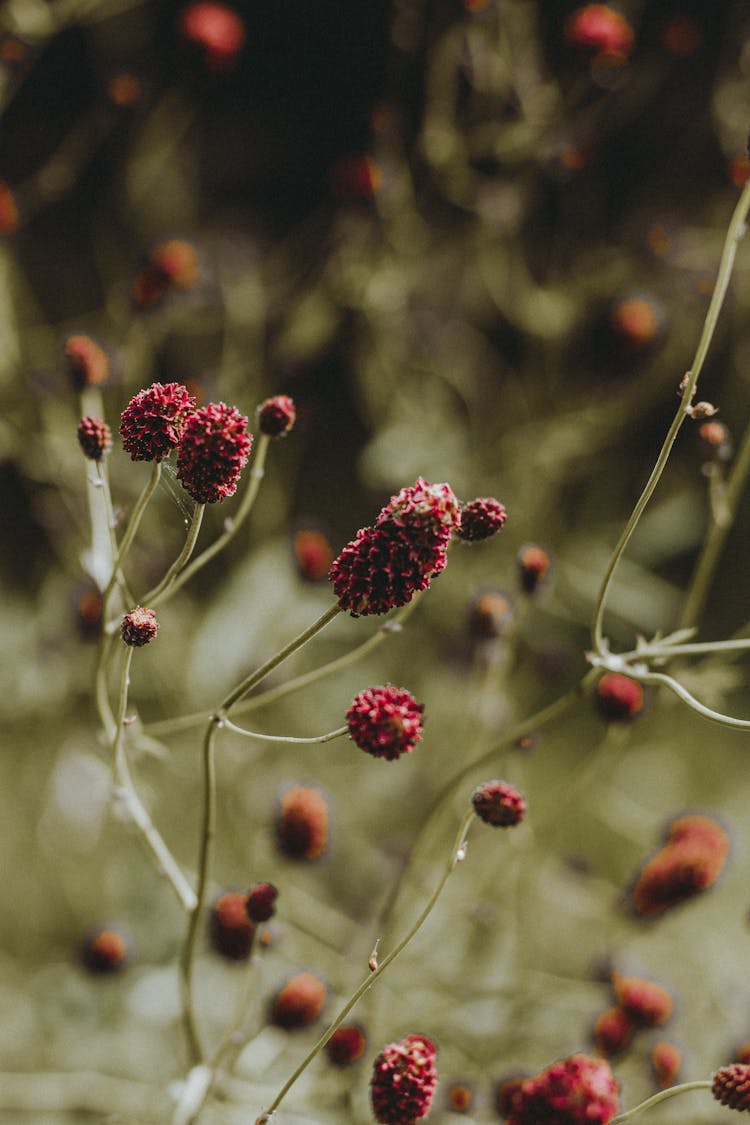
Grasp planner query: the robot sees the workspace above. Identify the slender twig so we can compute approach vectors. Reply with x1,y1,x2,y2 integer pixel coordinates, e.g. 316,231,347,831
629,668,750,731
611,1081,711,1124
103,461,162,622
591,178,750,653
221,719,348,744
261,808,476,1120
141,503,205,608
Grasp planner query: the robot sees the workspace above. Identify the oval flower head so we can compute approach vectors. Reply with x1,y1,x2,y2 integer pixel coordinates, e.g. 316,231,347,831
120,382,196,462
370,1033,438,1125
346,686,424,761
507,1054,620,1125
176,401,252,503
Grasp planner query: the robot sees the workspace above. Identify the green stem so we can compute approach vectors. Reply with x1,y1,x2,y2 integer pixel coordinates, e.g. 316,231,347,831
221,719,348,744
631,668,750,730
261,809,476,1120
103,461,162,620
680,405,750,631
591,178,750,654
157,434,270,605
141,503,205,609
611,1081,711,1124
624,638,750,660
180,720,219,1065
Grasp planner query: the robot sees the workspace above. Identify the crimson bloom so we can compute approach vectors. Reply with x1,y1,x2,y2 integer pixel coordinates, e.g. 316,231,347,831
507,1054,620,1125
370,1034,438,1125
346,686,425,761
713,1065,750,1112
120,382,196,462
77,417,112,461
176,401,252,503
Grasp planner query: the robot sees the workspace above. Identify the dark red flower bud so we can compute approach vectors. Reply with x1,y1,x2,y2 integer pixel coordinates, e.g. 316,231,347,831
178,1,246,73
370,1033,438,1125
651,1042,681,1089
245,882,278,922
596,673,645,721
472,780,526,827
593,1006,634,1056
326,1024,367,1066
120,382,196,462
346,685,425,761
210,891,255,960
276,785,329,861
65,335,110,387
121,607,159,647
292,528,334,582
446,1081,474,1112
468,590,515,638
0,179,19,236
713,1065,750,1111
612,972,672,1026
518,545,551,594
564,5,635,60
271,971,327,1029
77,417,112,461
508,1055,619,1125
257,395,296,438
609,295,663,351
457,497,507,541
81,927,129,973
176,401,252,503
631,814,729,916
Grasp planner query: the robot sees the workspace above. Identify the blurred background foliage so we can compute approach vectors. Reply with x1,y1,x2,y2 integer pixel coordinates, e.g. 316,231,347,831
3,0,750,1121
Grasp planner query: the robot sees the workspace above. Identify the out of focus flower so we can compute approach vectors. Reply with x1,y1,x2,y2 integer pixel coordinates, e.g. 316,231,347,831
564,5,635,61
0,179,18,235
507,1054,620,1125
257,395,296,438
651,1042,681,1088
77,417,112,461
65,335,110,388
593,1006,634,1056
518,545,551,594
276,785,329,860
326,1024,367,1066
330,155,381,199
631,814,729,916
472,781,526,827
370,1034,438,1125
612,972,672,1026
271,971,327,1029
245,882,278,923
457,497,507,542
595,673,645,722
210,891,255,960
178,1,246,73
292,528,334,581
81,927,129,973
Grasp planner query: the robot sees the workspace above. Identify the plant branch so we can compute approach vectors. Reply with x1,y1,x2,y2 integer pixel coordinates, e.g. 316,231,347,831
142,502,206,608
611,1081,711,1124
221,719,348,744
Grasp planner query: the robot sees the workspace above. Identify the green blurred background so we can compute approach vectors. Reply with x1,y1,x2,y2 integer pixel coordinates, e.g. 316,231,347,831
3,0,750,1121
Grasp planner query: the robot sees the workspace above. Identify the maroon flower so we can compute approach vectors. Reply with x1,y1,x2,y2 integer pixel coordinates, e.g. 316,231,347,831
176,401,252,503
612,972,672,1026
326,1024,367,1066
518,545,551,594
81,927,129,974
457,497,507,542
713,1065,750,1111
564,5,635,59
257,394,296,438
276,785,329,861
271,971,327,1029
65,335,110,387
292,528,334,582
119,382,196,462
507,1054,620,1125
346,686,425,761
468,591,515,638
593,1006,634,1057
245,882,278,922
596,673,645,721
77,417,112,461
370,1033,438,1125
210,892,255,960
121,607,159,647
651,1042,681,1089
631,814,729,917
329,522,448,617
178,0,246,74
376,477,460,536
472,781,526,827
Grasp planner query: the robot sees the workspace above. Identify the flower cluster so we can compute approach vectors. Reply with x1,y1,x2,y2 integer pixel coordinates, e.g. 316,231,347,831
713,1065,750,1112
119,382,197,462
245,882,278,922
271,971,327,1029
370,1033,438,1125
121,607,159,647
346,686,425,761
276,785,329,860
457,497,507,541
594,971,673,1058
257,394,296,438
472,780,526,827
210,891,255,961
631,813,729,916
176,402,252,503
507,1054,619,1125
77,417,112,461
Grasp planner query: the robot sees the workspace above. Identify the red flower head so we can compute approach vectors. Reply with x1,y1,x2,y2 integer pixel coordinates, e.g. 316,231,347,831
447,1082,474,1112
713,1065,750,1111
81,927,129,974
121,607,159,647
329,522,447,617
292,528,334,582
178,1,246,73
77,417,112,461
593,1006,634,1057
120,382,196,462
518,545,551,594
0,179,19,235
326,1024,367,1066
472,780,526,827
507,1054,620,1125
210,891,255,960
457,497,507,542
370,1033,438,1125
651,1042,681,1089
65,335,110,387
245,882,278,923
564,5,635,61
257,394,296,438
271,971,327,1029
596,673,645,722
377,477,460,537
276,785,329,861
631,814,729,917
176,401,252,503
346,686,425,761
612,973,672,1026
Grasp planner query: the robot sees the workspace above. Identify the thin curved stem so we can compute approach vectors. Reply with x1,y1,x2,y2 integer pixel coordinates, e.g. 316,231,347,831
261,808,476,1120
632,668,750,730
611,1081,711,1124
592,178,750,654
103,461,162,620
158,434,270,604
221,719,348,744
142,503,205,609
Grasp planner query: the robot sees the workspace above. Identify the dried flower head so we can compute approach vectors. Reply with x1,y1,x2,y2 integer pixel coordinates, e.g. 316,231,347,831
176,401,252,503
276,785,329,861
210,892,255,960
257,395,296,438
631,814,729,916
713,1065,750,1111
346,685,425,761
65,335,110,387
612,973,672,1026
271,971,327,1029
329,521,448,617
120,382,196,462
593,1006,634,1057
179,1,246,73
596,673,645,721
468,590,515,638
0,179,19,235
370,1033,438,1125
651,1042,681,1089
292,528,334,581
472,780,526,827
245,882,278,923
77,417,112,461
507,1054,620,1125
457,497,507,542
81,927,129,973
326,1024,367,1066
518,545,551,594
121,607,159,647
564,5,635,60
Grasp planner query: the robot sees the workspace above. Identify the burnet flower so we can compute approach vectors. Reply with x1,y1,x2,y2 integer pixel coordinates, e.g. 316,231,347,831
119,382,196,462
370,1033,438,1125
176,401,252,503
507,1054,620,1125
346,686,425,761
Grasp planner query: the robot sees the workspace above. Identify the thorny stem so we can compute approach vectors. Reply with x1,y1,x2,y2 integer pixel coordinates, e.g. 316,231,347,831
111,645,196,912
260,809,476,1120
611,1081,712,1124
591,178,750,654
221,719,349,744
154,433,270,606
103,460,162,623
142,503,206,609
